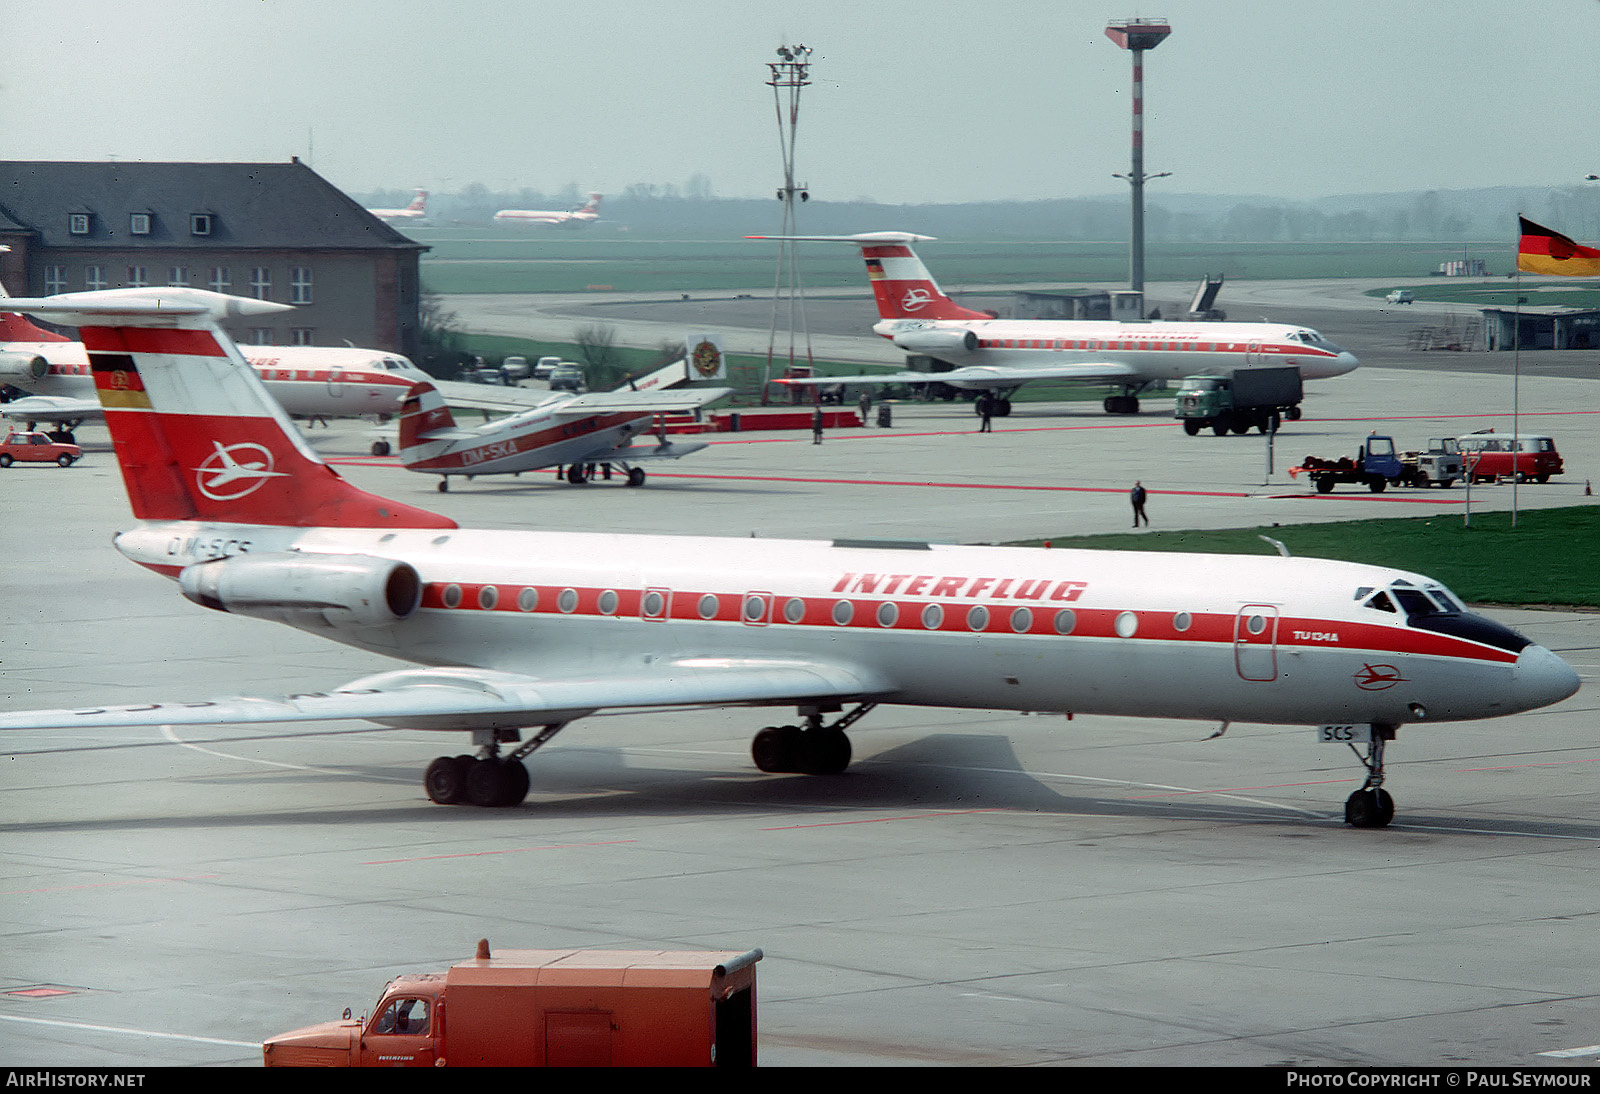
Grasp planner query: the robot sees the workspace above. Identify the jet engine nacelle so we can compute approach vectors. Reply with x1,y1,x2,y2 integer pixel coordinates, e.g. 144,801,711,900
178,552,423,629
890,328,979,355
0,352,49,386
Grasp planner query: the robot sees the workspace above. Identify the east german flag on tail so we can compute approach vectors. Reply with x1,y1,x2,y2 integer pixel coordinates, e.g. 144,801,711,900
1517,216,1600,276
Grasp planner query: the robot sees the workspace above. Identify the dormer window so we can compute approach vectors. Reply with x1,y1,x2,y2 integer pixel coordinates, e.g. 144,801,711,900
130,213,152,235
190,213,213,236
69,213,91,235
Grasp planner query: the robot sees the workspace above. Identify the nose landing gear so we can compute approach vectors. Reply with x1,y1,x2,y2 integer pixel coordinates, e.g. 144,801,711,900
1344,723,1397,828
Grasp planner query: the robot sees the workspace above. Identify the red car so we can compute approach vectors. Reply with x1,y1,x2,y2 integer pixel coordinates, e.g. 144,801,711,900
0,430,83,467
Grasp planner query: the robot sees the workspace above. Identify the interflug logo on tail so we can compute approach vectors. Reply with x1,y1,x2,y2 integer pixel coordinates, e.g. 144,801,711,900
900,288,933,312
195,441,289,501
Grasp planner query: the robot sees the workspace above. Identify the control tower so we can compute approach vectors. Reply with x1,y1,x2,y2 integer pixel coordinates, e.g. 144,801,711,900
1105,18,1172,306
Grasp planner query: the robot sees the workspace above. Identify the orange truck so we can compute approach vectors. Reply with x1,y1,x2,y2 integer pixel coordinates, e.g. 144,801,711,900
263,941,761,1067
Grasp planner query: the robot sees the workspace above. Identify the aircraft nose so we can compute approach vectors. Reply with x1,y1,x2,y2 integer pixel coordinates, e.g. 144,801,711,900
1512,644,1581,712
1333,350,1360,375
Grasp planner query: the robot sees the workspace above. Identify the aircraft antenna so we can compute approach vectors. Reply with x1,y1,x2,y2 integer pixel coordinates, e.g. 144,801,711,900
762,43,815,404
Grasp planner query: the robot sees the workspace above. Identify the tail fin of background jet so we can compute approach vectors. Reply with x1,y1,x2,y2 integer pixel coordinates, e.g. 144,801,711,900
0,277,72,342
748,231,994,323
0,289,455,530
407,189,429,213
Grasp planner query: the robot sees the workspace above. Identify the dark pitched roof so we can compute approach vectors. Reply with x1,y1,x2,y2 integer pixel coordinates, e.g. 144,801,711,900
0,160,425,252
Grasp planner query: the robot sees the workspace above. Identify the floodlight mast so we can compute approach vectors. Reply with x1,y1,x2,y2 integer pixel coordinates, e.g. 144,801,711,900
1106,18,1172,310
763,43,814,404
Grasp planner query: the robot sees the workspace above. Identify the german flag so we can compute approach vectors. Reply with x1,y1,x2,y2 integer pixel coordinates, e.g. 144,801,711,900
1517,216,1600,276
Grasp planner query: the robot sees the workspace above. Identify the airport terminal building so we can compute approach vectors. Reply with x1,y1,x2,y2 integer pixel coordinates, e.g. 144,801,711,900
0,159,426,356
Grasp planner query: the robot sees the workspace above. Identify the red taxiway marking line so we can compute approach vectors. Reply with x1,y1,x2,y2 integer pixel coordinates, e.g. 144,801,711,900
362,839,637,865
761,808,1007,830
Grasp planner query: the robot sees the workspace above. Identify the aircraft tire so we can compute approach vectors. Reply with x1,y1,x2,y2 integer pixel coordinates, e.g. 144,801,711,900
437,478,449,492
1344,787,1395,828
424,756,468,805
627,467,646,487
752,725,801,773
566,464,588,485
371,440,391,456
465,757,526,807
801,730,852,776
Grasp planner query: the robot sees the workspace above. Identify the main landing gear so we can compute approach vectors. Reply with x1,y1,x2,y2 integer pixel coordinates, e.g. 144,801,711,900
974,393,1012,419
1344,722,1397,829
424,723,568,807
560,463,647,487
752,702,875,776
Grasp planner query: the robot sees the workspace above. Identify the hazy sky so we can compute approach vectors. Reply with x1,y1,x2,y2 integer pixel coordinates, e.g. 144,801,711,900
6,0,1597,204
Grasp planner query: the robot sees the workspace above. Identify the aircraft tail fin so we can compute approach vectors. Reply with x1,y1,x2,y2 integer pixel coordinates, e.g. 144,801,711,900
747,231,992,322
0,289,455,529
580,192,602,213
398,380,458,450
0,278,72,342
408,189,428,213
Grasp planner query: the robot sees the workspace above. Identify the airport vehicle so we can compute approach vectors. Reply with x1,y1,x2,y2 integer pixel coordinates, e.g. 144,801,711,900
546,363,586,393
262,940,760,1067
0,289,1577,829
500,356,531,381
366,189,429,223
1456,431,1564,484
751,232,1358,416
532,356,562,380
1293,434,1406,493
1386,290,1415,305
1173,366,1303,436
0,429,81,467
1397,438,1463,489
398,365,728,490
493,192,603,226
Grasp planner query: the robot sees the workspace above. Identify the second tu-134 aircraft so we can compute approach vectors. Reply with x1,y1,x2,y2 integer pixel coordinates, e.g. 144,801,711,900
0,288,1576,828
0,287,436,426
752,232,1359,415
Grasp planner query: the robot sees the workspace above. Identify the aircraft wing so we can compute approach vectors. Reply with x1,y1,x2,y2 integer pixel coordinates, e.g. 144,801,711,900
775,362,1141,388
548,387,732,419
428,381,563,414
1,395,104,423
572,439,710,464
0,661,895,735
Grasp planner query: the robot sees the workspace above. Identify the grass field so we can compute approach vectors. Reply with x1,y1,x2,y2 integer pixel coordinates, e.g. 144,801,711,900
417,232,1514,296
1009,505,1600,608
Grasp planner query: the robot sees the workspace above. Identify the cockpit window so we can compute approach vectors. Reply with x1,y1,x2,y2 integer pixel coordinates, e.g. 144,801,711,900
1363,591,1397,614
1425,587,1462,614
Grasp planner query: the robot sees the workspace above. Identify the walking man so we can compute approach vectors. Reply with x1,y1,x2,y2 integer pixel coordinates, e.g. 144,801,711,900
977,394,993,433
1130,480,1149,527
812,406,825,445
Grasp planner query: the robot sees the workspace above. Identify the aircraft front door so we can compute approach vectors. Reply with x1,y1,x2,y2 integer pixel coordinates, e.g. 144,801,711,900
1234,604,1279,682
326,366,344,399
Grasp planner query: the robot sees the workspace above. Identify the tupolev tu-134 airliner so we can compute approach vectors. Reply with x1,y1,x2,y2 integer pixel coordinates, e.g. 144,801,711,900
0,289,1577,827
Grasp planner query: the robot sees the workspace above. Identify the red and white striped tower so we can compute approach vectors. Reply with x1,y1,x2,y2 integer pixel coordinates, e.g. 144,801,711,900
1105,18,1172,307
